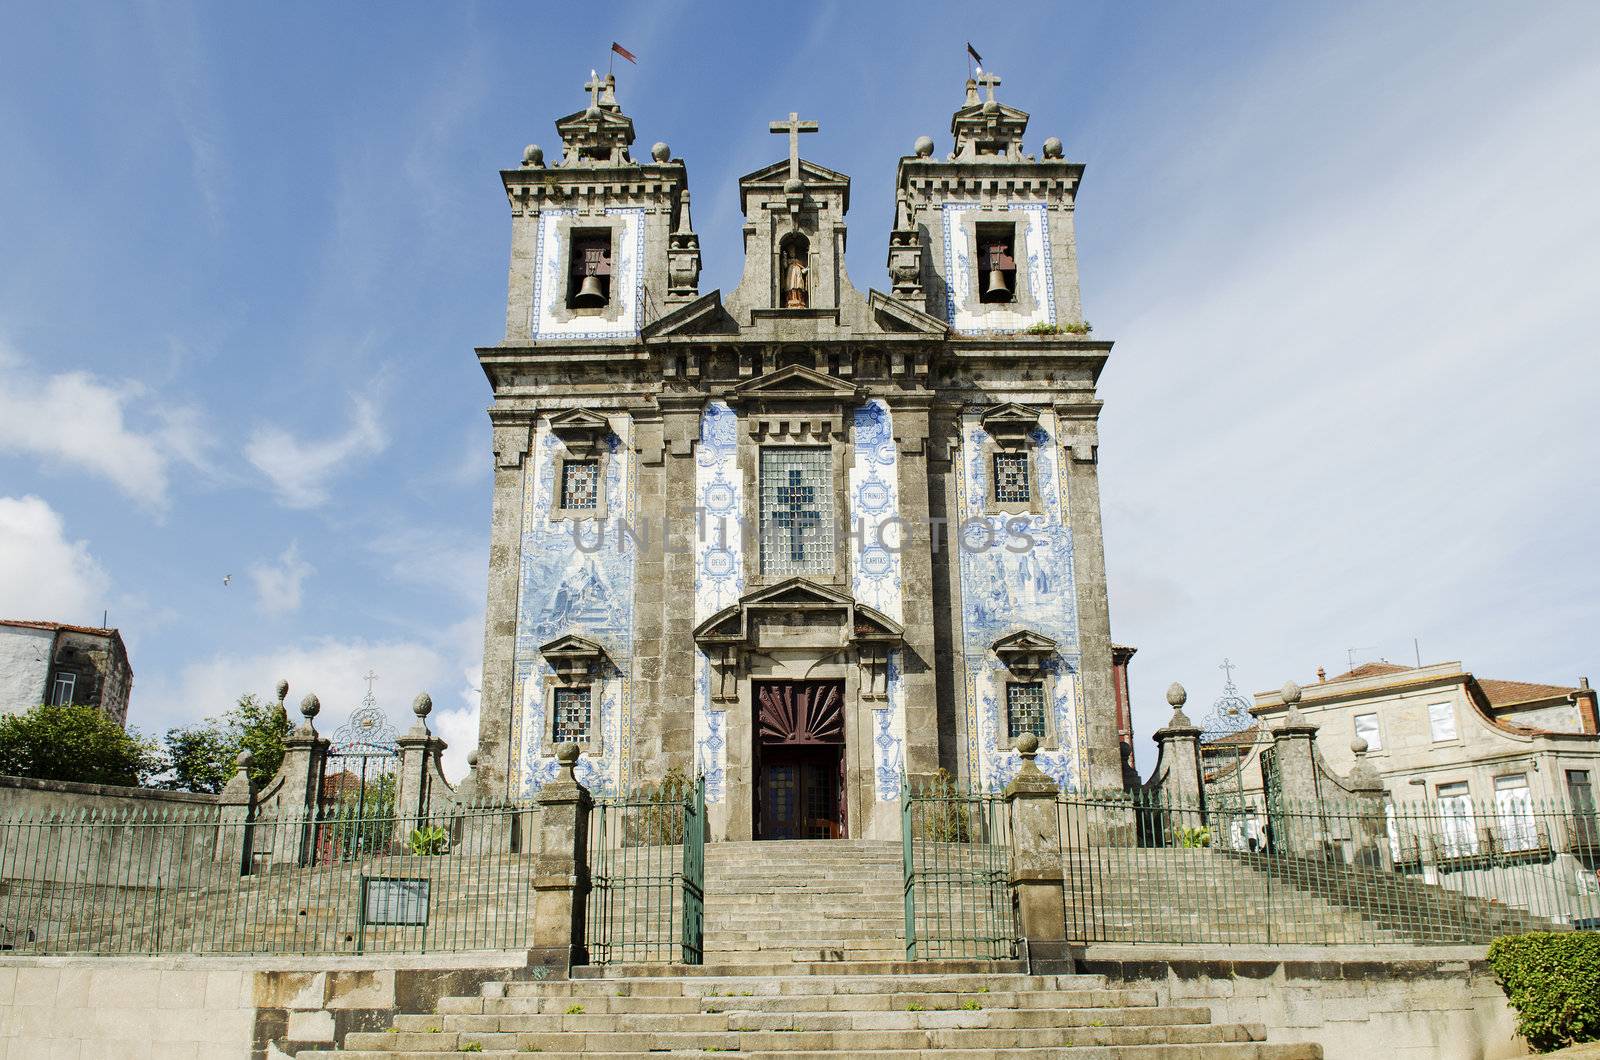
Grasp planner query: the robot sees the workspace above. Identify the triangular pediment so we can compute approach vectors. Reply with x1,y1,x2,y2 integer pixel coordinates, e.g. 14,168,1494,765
951,101,1030,126
733,364,862,403
853,604,905,641
640,291,731,339
740,157,851,189
539,633,605,656
868,290,949,335
547,408,611,432
992,629,1058,654
692,578,905,645
742,576,855,609
979,402,1043,442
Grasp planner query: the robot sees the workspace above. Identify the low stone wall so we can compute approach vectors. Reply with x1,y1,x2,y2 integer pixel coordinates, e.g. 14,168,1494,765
1078,943,1526,1060
0,774,218,817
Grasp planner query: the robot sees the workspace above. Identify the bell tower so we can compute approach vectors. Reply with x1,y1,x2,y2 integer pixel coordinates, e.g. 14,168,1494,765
888,71,1085,334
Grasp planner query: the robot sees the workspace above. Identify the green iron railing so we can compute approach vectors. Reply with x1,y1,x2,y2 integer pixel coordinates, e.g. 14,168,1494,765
0,802,533,955
901,773,1015,960
1059,788,1600,946
584,774,705,965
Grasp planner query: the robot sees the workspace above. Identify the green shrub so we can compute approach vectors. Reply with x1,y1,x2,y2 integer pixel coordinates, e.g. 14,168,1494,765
1176,825,1212,848
1487,931,1600,1051
407,825,450,856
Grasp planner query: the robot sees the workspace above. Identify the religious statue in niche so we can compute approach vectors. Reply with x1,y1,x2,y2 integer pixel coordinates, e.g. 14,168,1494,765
782,237,810,308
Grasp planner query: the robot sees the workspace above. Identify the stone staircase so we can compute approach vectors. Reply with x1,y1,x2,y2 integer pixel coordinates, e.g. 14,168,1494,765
297,840,1322,1058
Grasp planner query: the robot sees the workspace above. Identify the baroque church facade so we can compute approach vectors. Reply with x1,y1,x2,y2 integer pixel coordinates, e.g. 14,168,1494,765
472,71,1122,842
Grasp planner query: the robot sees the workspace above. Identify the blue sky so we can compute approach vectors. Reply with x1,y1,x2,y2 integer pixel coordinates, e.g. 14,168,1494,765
1,2,1596,777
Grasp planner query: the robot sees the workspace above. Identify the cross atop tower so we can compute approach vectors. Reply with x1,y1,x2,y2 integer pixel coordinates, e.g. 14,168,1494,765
584,70,605,111
769,111,818,184
975,70,1002,103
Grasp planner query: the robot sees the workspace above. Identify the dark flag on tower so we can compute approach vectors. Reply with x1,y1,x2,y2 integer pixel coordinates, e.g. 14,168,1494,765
611,41,637,64
966,42,983,67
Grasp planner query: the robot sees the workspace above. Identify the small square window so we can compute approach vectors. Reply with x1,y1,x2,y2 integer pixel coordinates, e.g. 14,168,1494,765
759,447,834,576
1006,682,1047,742
49,672,76,706
552,686,592,745
560,460,600,511
1427,702,1457,742
993,452,1031,504
1354,713,1382,751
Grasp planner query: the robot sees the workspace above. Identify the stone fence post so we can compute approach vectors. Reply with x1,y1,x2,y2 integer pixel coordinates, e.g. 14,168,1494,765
215,750,256,874
1005,734,1068,964
1268,681,1324,857
272,693,330,866
531,744,592,970
1149,682,1206,840
1345,739,1391,870
395,692,449,847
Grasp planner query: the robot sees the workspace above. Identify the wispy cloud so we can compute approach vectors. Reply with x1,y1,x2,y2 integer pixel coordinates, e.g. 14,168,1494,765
245,397,387,509
0,495,110,624
136,0,226,230
249,542,313,616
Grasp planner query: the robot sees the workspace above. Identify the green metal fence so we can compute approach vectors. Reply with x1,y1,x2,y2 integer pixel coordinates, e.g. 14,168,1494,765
1059,789,1600,945
0,802,532,955
901,774,1015,960
584,775,705,965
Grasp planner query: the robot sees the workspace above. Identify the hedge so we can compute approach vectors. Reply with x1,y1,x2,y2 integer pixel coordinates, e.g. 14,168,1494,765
1487,931,1600,1052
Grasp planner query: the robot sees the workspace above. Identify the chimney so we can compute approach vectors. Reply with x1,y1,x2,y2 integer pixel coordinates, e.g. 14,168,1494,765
1575,677,1597,735
1316,666,1327,684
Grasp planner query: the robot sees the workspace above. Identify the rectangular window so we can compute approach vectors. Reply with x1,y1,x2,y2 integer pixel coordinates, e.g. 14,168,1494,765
49,672,76,706
1354,712,1382,751
1494,774,1538,852
759,447,834,576
1006,682,1047,742
992,451,1031,504
1568,769,1596,813
552,686,592,745
1427,701,1457,742
1437,781,1478,857
560,459,600,511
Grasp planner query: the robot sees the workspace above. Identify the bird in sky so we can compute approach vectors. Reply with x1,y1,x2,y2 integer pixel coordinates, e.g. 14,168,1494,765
222,574,231,587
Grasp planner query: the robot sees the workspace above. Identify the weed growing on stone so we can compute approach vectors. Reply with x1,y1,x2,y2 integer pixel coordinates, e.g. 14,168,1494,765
960,999,981,1010
906,1002,925,1011
564,1003,585,1015
458,1043,484,1053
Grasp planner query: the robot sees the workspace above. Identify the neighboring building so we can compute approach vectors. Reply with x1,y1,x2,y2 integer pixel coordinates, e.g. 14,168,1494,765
0,620,133,727
470,69,1128,841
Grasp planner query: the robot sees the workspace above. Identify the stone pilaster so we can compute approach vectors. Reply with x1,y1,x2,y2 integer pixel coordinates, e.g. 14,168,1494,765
395,693,449,845
476,416,531,796
1268,681,1323,857
271,694,329,866
1150,683,1205,808
656,397,703,784
888,394,939,779
1004,735,1068,962
1345,739,1391,870
1059,421,1120,794
531,744,593,970
215,749,256,873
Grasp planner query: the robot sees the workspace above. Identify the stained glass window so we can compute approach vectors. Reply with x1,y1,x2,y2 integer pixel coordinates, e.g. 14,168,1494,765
993,451,1031,504
561,460,600,511
759,447,834,575
552,686,591,744
1006,682,1047,741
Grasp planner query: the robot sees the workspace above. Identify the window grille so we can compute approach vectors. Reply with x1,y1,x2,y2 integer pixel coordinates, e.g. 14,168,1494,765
49,672,76,706
993,451,1031,504
561,460,600,511
552,686,592,745
1006,682,1046,742
759,447,834,575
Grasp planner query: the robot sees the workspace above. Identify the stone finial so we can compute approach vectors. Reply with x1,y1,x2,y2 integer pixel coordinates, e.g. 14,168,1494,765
299,693,320,721
650,141,671,163
412,692,433,718
467,749,479,769
1281,680,1302,705
1013,732,1040,760
1042,136,1063,159
521,144,543,167
234,749,253,776
1351,737,1369,756
275,679,289,703
1166,682,1187,708
913,135,934,158
555,742,581,784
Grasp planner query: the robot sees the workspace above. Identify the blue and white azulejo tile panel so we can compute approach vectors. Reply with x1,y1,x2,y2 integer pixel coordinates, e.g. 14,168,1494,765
509,414,637,796
953,407,1085,793
692,401,742,802
940,202,1055,336
847,400,907,801
527,207,646,342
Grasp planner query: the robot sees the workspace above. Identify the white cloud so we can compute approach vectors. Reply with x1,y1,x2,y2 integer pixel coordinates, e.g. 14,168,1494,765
0,353,209,511
248,542,313,616
245,397,387,509
0,495,110,623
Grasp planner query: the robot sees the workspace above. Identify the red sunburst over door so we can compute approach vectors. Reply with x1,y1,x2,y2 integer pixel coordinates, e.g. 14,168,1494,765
756,681,844,745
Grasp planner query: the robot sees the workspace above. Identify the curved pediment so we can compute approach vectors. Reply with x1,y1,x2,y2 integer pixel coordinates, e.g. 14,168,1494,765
693,577,904,647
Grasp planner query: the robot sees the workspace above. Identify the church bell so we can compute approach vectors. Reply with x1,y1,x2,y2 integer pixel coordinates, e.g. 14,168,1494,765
572,273,607,308
983,267,1012,301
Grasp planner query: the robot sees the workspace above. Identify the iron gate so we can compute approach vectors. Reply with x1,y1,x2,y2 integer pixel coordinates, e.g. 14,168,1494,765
585,773,705,965
901,773,1016,960
315,704,400,864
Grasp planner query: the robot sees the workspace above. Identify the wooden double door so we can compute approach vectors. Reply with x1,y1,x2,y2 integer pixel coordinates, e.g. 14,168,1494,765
754,680,845,840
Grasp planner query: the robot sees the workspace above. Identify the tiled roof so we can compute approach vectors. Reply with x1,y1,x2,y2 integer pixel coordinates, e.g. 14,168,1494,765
1201,725,1261,748
0,618,119,638
1328,661,1412,682
1477,678,1580,706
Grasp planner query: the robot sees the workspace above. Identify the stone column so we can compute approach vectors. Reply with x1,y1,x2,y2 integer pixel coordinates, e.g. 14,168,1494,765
1005,735,1069,963
531,744,593,970
1149,682,1206,843
395,693,449,846
1058,421,1120,794
888,396,939,780
271,694,330,866
1345,739,1391,870
215,750,256,874
1268,681,1323,857
475,417,532,797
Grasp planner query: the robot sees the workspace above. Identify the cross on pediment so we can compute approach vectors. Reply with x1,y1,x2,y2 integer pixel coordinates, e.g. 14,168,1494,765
769,111,818,184
975,70,1002,103
772,468,820,562
584,70,605,110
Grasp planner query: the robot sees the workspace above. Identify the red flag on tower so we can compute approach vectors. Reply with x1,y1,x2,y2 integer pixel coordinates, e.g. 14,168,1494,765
611,41,638,64
966,42,983,68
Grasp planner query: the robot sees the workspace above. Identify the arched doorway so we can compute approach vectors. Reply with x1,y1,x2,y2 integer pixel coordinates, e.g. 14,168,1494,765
754,680,845,839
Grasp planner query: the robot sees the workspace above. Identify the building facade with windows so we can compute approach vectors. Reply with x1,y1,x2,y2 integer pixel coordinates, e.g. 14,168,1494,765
0,620,133,727
469,72,1126,841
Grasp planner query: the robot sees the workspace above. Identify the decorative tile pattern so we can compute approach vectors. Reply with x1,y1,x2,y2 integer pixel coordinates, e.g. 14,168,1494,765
941,202,1055,335
510,417,636,796
954,408,1085,792
848,400,907,800
527,207,646,341
693,401,743,803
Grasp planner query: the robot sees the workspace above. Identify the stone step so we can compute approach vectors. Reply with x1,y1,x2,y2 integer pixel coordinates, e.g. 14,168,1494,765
504,972,1100,996
455,990,1166,1016
305,1048,1321,1059
569,959,1028,979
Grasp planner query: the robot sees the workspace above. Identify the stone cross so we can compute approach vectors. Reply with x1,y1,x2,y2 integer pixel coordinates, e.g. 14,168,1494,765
584,70,605,110
975,70,1002,103
769,111,818,184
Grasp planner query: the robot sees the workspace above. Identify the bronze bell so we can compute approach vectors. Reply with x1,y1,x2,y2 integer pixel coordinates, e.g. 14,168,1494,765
983,268,1012,301
572,273,607,307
